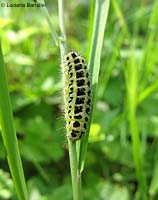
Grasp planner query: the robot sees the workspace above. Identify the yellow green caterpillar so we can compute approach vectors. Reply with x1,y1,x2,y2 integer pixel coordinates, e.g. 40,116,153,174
62,52,91,141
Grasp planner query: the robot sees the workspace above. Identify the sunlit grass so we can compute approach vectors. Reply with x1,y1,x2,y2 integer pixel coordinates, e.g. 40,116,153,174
0,43,28,200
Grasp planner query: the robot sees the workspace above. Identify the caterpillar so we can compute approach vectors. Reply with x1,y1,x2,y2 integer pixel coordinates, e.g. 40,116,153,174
62,52,91,141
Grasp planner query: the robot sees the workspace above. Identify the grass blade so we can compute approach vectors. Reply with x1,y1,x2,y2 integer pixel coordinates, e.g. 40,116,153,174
58,0,67,58
68,140,81,200
38,0,59,46
0,42,28,200
138,0,158,89
111,0,130,36
125,45,147,200
149,159,158,197
78,0,110,173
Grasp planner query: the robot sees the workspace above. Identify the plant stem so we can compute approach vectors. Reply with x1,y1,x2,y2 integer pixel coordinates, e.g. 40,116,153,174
125,46,147,200
38,0,59,46
78,0,110,173
0,42,28,200
68,140,81,200
58,1,82,199
58,0,67,58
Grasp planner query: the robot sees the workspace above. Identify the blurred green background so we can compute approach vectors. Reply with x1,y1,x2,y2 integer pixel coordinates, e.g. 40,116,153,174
0,0,158,199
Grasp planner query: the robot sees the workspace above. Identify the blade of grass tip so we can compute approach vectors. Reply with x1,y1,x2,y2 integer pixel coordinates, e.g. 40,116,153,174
78,0,110,173
0,43,28,200
38,0,59,46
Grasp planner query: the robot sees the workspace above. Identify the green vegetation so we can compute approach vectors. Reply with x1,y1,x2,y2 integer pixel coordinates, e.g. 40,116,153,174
0,0,158,200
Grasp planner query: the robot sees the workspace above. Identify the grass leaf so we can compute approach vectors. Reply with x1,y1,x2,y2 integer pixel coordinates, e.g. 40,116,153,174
78,0,110,173
0,42,28,200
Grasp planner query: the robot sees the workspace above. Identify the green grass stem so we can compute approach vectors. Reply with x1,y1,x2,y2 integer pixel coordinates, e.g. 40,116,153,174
58,0,67,58
111,0,130,36
0,43,28,200
125,46,147,200
68,140,81,200
38,0,59,46
58,1,81,199
138,0,158,90
78,0,110,173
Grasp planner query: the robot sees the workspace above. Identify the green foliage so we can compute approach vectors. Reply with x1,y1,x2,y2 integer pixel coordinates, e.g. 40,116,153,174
0,0,158,200
0,40,28,199
0,169,14,199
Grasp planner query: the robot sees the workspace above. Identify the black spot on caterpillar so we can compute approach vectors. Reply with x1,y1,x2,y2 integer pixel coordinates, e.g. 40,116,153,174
63,52,91,141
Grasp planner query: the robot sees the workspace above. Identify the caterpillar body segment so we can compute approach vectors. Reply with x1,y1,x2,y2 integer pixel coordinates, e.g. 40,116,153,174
63,52,91,141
